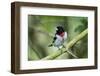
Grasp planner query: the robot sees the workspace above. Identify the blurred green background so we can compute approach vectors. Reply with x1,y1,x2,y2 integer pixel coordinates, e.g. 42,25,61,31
28,15,88,61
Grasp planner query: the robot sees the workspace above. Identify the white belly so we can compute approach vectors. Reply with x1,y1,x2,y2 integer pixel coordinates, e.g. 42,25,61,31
54,35,64,47
54,32,67,47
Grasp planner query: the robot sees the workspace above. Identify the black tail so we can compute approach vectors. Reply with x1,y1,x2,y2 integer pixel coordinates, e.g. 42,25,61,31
48,44,53,47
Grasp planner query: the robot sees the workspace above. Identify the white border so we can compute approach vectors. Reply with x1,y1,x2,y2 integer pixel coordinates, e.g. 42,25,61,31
20,7,95,70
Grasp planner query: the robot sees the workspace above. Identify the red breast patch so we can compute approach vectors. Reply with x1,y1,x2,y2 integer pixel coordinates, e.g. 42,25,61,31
60,32,64,37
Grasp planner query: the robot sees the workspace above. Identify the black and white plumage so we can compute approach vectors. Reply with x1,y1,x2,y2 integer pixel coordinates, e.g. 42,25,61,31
49,26,67,48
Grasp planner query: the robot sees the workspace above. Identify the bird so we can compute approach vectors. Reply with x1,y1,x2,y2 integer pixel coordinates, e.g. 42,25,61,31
49,26,67,49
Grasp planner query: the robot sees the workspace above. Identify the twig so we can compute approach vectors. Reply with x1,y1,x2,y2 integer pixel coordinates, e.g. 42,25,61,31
65,49,78,58
62,45,78,58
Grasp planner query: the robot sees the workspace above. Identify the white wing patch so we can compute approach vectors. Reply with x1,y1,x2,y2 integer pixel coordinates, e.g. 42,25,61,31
63,32,67,41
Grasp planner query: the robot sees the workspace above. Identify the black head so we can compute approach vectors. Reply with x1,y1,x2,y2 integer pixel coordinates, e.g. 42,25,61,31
57,26,64,32
56,26,64,35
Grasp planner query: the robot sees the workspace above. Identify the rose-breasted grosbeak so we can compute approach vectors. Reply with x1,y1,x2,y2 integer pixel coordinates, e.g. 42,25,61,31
49,26,67,48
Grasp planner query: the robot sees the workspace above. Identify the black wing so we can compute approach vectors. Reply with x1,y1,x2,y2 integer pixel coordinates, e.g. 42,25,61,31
53,36,57,43
48,35,57,47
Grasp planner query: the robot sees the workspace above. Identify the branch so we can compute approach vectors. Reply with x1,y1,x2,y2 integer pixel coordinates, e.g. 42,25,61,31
65,49,78,58
41,29,88,60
